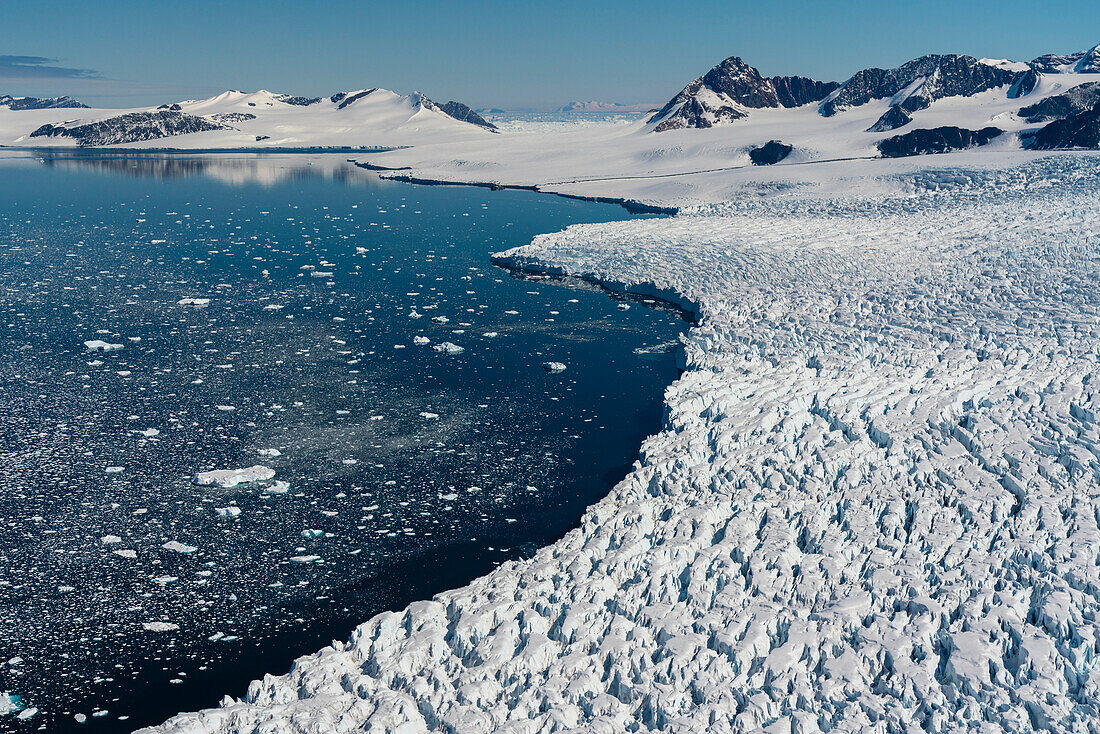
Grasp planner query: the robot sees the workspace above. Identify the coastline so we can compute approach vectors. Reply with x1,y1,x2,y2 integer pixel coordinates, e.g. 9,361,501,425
144,152,1100,733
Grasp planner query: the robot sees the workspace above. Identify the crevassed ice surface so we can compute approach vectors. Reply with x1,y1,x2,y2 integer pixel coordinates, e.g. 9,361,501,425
0,153,687,732
148,154,1100,733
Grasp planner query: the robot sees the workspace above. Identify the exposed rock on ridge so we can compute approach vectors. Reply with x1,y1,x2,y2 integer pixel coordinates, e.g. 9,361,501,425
29,111,232,146
0,94,87,110
820,54,1020,117
650,56,838,132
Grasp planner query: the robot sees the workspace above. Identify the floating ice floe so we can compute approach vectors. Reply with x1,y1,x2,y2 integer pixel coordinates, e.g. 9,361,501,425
413,335,430,345
100,535,122,545
161,541,197,554
257,448,282,457
214,506,242,517
301,529,324,539
84,340,122,352
432,341,464,354
113,549,137,559
142,622,179,632
193,465,275,487
419,412,439,419
264,481,290,494
176,297,210,306
290,555,321,564
543,361,567,372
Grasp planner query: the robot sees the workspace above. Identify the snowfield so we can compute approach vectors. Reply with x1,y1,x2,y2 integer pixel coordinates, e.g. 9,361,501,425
143,153,1100,733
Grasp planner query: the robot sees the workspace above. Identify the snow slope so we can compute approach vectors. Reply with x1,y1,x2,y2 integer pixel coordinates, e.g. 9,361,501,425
0,89,494,149
142,153,1100,733
353,71,1099,206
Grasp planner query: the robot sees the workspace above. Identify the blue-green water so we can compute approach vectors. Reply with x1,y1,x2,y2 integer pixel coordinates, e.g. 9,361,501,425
0,153,687,732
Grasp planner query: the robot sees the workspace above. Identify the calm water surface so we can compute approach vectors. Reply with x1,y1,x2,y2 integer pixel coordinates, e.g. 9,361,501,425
0,153,687,732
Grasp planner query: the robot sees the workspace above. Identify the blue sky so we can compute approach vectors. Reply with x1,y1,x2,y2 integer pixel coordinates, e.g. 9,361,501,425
3,0,1098,109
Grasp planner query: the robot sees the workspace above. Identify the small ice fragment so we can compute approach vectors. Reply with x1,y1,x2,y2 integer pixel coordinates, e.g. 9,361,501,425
105,466,124,474
290,555,321,563
113,549,137,559
101,535,122,545
413,336,430,345
194,466,275,488
84,340,123,352
258,448,282,457
617,303,630,310
177,298,210,306
420,412,439,419
543,361,567,372
142,621,179,632
135,428,160,437
162,541,197,554
265,481,290,494
483,332,499,337
432,315,449,324
409,311,422,319
215,506,242,517
432,342,464,354
301,529,324,538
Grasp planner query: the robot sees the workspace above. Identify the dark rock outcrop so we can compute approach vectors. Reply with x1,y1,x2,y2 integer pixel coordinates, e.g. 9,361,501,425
877,126,1003,157
748,140,793,165
651,56,837,132
29,111,231,147
0,94,87,110
438,101,498,131
867,105,913,132
1007,69,1040,99
821,55,1019,117
336,89,377,110
1018,82,1100,123
1025,104,1100,149
770,76,840,108
209,112,256,124
1029,43,1100,74
276,95,321,106
157,103,183,111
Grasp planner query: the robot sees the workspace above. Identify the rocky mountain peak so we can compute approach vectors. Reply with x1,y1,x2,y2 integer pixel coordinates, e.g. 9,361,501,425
650,56,837,132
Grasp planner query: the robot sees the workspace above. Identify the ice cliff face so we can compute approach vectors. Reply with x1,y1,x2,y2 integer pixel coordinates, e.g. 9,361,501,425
144,154,1100,733
650,56,838,132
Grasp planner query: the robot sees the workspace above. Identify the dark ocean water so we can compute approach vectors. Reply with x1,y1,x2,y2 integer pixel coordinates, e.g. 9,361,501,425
0,153,687,732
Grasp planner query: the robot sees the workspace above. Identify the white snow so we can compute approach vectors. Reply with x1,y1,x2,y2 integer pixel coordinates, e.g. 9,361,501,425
83,339,122,352
193,465,276,488
142,622,180,632
145,152,1100,733
0,88,494,149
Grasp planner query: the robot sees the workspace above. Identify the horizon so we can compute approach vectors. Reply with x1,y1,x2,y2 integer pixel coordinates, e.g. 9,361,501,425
2,0,1098,110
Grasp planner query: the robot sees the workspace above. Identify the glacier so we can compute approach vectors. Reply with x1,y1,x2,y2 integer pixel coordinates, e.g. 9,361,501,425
142,155,1100,732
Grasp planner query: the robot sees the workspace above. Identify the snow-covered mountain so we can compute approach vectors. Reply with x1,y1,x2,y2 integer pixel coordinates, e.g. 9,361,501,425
1029,42,1100,74
0,94,87,110
0,88,495,148
649,56,839,131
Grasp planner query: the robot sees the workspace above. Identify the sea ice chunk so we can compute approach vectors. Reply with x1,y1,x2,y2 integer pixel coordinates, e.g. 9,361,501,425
194,466,275,488
84,340,123,352
161,541,197,554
